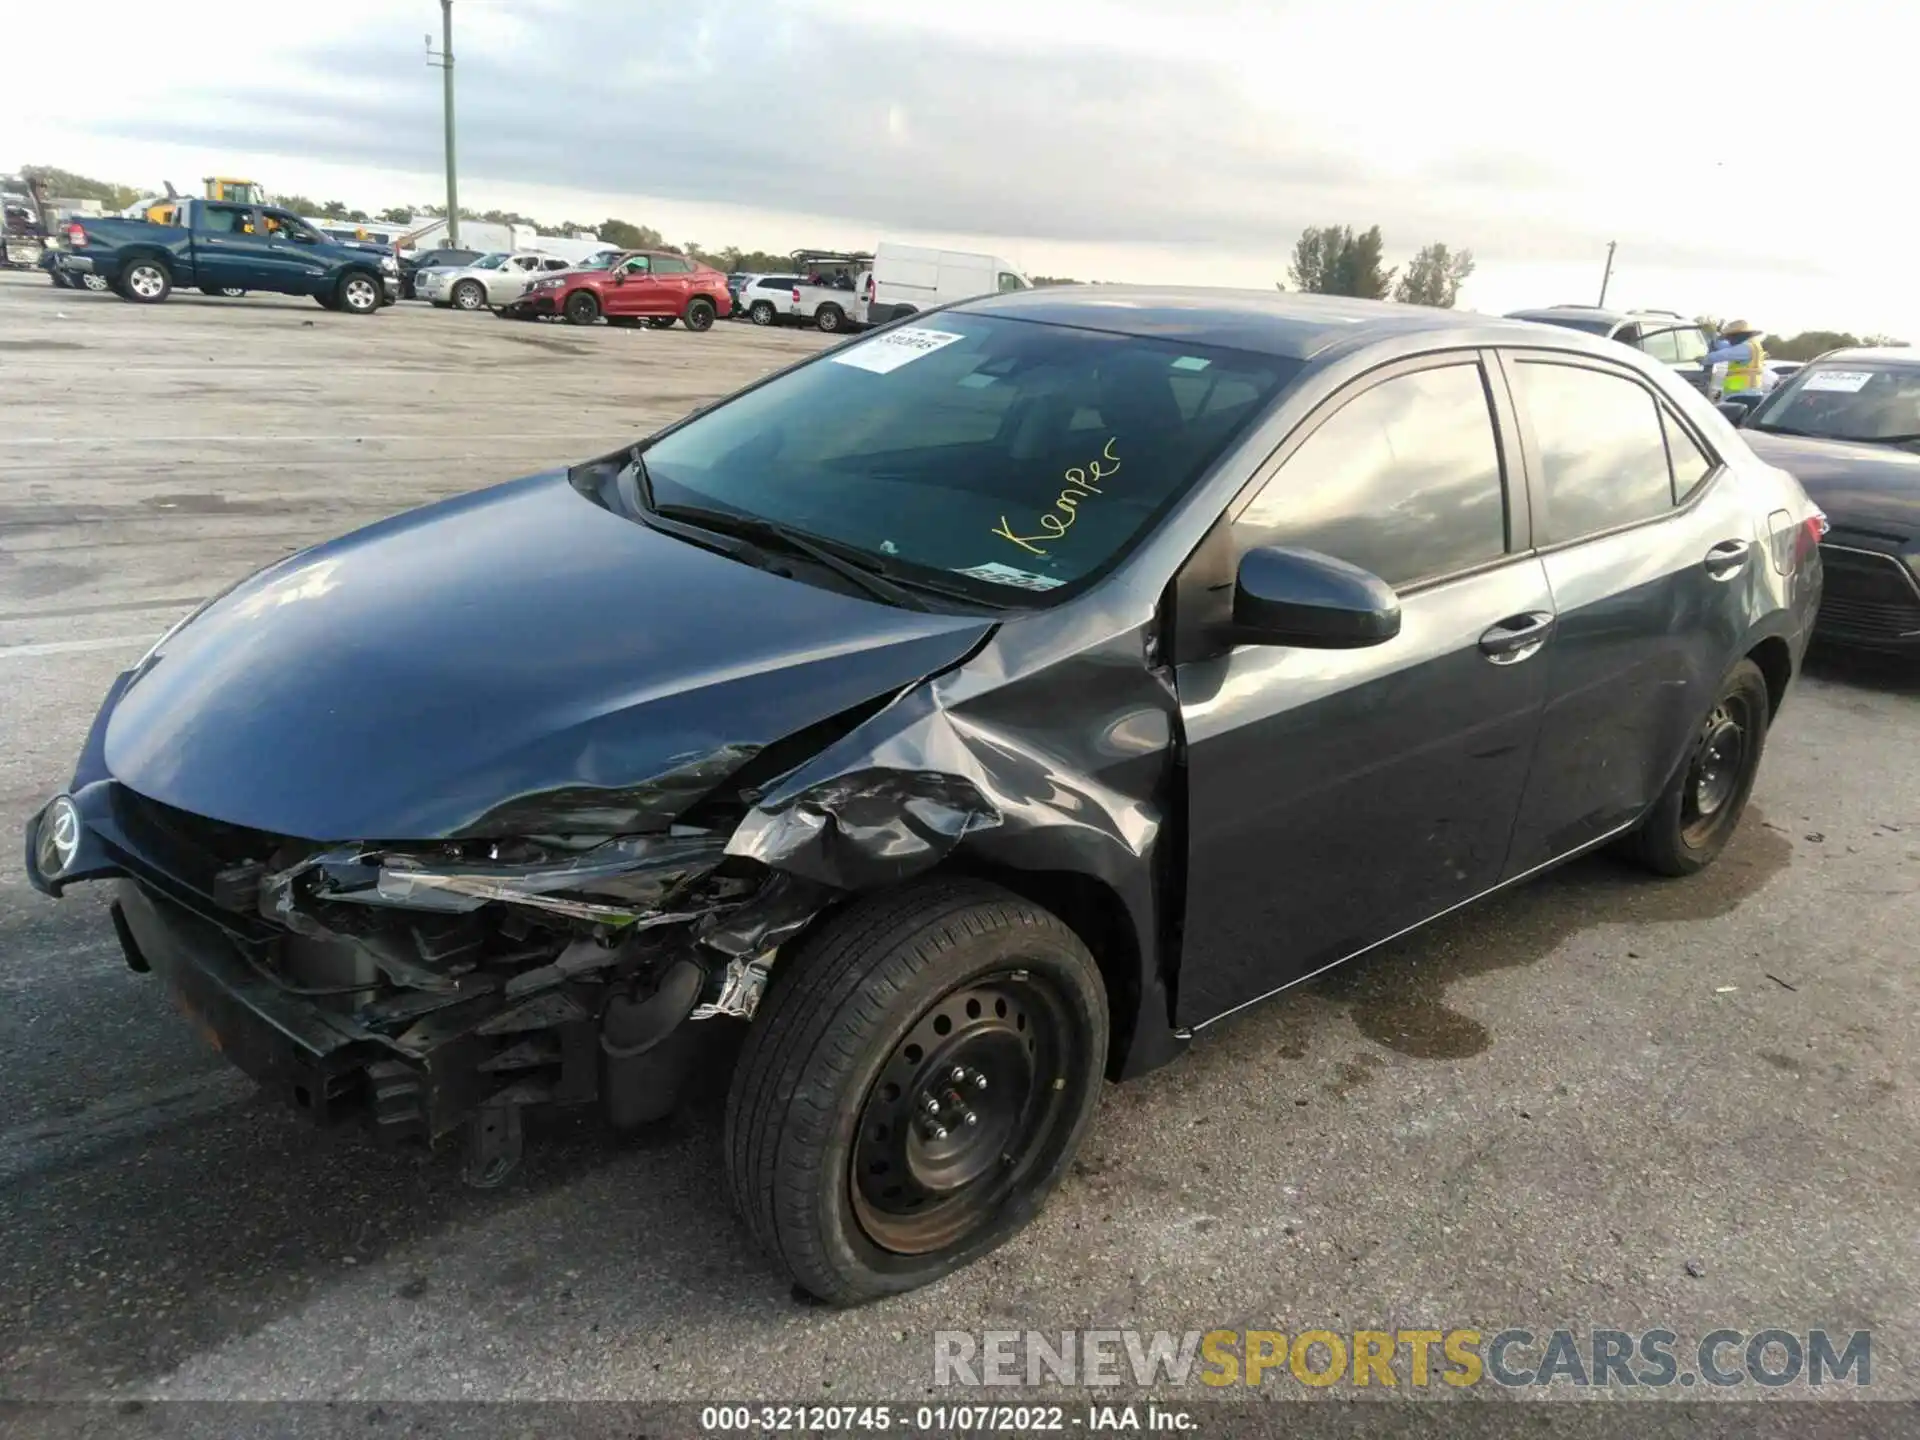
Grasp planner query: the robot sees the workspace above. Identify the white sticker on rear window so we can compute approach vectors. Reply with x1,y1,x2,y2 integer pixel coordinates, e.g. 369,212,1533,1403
1801,370,1874,393
831,328,966,375
1171,356,1211,371
955,562,1065,592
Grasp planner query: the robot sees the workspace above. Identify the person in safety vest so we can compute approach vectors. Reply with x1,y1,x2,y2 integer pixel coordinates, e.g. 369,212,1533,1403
1704,320,1768,399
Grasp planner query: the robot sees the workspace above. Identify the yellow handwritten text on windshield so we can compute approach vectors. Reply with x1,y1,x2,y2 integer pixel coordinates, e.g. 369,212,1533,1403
992,439,1121,557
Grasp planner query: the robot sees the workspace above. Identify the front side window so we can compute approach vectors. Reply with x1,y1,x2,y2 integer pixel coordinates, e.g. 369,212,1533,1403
638,315,1298,601
1639,328,1680,363
621,255,652,275
1510,360,1673,543
471,253,507,270
1236,363,1508,588
1749,364,1920,446
998,272,1028,293
1672,327,1710,363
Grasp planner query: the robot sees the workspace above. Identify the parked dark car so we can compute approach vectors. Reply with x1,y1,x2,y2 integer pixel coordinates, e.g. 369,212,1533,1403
1726,347,1920,652
1506,306,1715,394
25,289,1821,1303
53,199,399,311
399,246,482,300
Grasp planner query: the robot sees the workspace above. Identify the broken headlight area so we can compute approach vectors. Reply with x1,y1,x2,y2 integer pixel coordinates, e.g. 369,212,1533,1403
123,822,838,1185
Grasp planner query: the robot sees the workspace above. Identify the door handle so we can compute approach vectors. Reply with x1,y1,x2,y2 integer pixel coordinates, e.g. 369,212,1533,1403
1703,539,1751,580
1478,611,1555,664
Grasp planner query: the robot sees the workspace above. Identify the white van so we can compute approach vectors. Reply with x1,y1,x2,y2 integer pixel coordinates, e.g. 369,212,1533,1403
864,243,1031,326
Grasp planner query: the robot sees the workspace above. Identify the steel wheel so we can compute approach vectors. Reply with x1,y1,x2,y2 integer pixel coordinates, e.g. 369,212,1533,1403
1680,697,1751,848
851,974,1078,1255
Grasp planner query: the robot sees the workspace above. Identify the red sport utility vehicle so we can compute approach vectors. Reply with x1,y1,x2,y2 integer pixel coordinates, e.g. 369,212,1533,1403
501,250,732,330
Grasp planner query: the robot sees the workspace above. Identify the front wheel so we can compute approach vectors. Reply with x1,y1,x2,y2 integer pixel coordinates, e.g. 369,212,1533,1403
563,290,601,325
337,272,381,314
683,297,716,332
452,279,487,312
726,880,1107,1304
1628,658,1771,876
122,260,171,303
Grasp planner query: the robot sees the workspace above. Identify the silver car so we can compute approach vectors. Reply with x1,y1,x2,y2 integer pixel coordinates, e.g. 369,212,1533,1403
417,251,573,311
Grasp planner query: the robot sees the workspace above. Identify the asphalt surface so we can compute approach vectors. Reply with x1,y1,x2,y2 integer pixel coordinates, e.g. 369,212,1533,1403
1,270,1916,1407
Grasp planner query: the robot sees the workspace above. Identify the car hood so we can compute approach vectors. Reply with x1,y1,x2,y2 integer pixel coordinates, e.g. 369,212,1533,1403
1744,430,1920,538
103,472,994,841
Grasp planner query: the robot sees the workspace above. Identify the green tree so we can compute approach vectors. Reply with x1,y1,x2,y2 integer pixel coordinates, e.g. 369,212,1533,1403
378,206,414,225
1286,224,1395,299
596,217,665,250
1393,243,1475,308
1032,275,1081,287
21,165,143,211
276,193,321,215
1861,333,1909,348
1766,330,1862,361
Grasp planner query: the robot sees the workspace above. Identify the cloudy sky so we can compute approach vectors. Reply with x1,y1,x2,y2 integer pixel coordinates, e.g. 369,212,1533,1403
11,0,1909,336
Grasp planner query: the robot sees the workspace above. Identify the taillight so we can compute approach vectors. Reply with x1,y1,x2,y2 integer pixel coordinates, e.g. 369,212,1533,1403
67,222,87,247
1794,511,1827,572
865,275,875,303
792,287,801,303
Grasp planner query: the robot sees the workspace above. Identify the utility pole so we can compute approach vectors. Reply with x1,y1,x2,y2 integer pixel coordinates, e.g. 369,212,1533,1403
426,1,459,246
1596,240,1616,308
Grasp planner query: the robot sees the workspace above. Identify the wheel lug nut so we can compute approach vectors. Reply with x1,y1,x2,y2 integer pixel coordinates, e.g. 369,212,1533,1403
972,1073,988,1091
950,1066,968,1083
963,1111,979,1127
919,1094,940,1115
928,1124,948,1141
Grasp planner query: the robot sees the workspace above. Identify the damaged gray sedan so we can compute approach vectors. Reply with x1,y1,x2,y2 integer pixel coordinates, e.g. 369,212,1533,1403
26,289,1819,1301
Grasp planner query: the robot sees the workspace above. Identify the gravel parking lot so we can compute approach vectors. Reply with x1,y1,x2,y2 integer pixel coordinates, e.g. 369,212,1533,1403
2,271,1917,1408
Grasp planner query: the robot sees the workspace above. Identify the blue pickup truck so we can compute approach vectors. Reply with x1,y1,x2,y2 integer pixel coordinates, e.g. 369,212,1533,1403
52,198,400,312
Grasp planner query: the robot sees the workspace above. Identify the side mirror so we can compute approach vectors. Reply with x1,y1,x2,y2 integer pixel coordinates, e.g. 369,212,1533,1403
1716,399,1752,425
612,270,626,285
1232,545,1401,649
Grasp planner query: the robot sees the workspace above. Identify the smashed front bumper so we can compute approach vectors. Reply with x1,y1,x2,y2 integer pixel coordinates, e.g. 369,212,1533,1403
502,293,559,318
25,777,829,1180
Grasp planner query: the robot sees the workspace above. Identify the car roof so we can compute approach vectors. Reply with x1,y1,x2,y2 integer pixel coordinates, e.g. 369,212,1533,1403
1812,346,1920,367
955,286,1586,361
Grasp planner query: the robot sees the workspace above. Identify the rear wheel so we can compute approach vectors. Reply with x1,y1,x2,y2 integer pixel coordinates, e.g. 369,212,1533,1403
1628,659,1770,876
563,290,601,326
122,260,171,303
750,301,776,326
82,274,112,293
725,879,1107,1304
647,315,676,329
815,303,845,333
684,297,716,332
452,279,487,312
337,272,381,315
198,285,246,297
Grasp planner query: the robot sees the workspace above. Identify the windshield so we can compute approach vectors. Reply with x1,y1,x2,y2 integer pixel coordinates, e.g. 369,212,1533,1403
639,313,1298,601
471,253,507,270
1750,364,1920,444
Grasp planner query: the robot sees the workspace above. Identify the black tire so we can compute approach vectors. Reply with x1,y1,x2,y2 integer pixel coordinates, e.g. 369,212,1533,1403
49,270,74,290
725,879,1107,1305
647,315,676,329
564,290,601,326
1629,658,1771,877
750,301,776,326
315,293,337,311
199,285,246,298
337,272,381,315
452,279,488,312
121,258,171,303
684,297,716,332
815,303,845,333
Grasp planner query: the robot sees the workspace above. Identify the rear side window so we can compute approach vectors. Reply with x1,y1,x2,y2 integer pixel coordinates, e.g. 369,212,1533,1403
1673,327,1710,363
1663,411,1715,499
1639,329,1680,363
1236,362,1508,588
654,256,692,274
1510,361,1673,543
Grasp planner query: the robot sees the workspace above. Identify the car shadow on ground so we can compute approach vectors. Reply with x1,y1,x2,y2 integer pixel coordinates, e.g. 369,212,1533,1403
1803,643,1920,697
0,816,1797,1394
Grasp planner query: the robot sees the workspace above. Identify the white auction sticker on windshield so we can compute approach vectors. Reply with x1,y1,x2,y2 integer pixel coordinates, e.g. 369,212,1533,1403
830,328,966,374
956,561,1065,591
1801,370,1874,393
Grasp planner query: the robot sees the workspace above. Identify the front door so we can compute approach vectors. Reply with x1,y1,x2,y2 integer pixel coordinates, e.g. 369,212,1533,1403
602,254,657,316
1173,355,1553,1029
255,209,333,295
1495,351,1753,873
650,254,695,317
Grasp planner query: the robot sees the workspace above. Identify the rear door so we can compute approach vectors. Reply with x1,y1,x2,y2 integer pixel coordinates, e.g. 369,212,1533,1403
1495,350,1753,873
1173,353,1554,1027
651,253,695,315
191,202,272,287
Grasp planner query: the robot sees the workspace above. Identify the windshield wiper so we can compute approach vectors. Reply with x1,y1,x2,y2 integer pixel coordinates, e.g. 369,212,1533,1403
1750,423,1819,438
652,503,934,611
